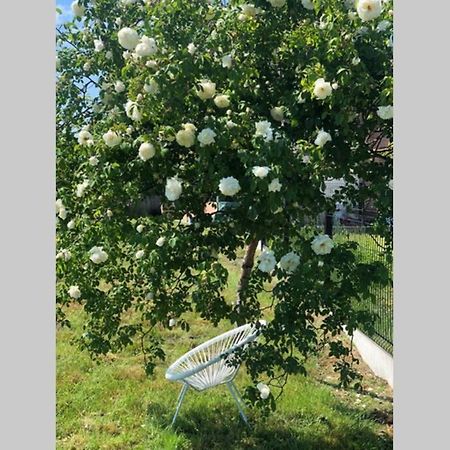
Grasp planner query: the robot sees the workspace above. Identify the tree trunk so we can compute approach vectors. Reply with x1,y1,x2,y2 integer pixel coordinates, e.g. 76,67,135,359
235,239,259,324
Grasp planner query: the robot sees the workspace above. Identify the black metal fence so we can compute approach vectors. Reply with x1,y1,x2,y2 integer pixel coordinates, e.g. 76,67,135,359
333,224,393,354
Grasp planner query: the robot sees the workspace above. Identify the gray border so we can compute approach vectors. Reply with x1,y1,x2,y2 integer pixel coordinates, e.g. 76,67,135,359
1,0,449,449
395,0,450,448
0,1,55,448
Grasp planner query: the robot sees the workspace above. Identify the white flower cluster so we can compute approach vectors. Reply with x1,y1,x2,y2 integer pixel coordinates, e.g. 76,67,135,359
268,178,282,192
314,129,332,147
55,199,67,220
118,28,158,58
56,249,71,261
196,81,216,100
138,142,156,161
76,179,89,198
278,252,300,273
268,0,286,8
255,120,273,142
125,100,142,122
311,235,334,255
77,129,94,146
68,285,81,299
103,130,122,147
313,78,332,100
357,0,383,22
377,105,393,120
219,176,241,197
252,166,270,178
89,246,109,264
165,178,183,201
197,128,217,146
258,250,277,273
176,123,197,148
257,382,270,399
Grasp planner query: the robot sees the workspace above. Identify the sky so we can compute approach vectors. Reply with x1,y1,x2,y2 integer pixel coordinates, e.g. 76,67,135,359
56,0,74,26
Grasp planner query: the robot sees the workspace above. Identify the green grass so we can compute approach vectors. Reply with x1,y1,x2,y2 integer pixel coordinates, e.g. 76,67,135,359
57,252,393,450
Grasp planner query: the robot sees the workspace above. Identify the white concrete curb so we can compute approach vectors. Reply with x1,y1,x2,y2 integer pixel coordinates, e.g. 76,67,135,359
351,328,393,388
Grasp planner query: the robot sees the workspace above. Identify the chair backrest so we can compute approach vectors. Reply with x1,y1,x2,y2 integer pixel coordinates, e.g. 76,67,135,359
165,321,266,388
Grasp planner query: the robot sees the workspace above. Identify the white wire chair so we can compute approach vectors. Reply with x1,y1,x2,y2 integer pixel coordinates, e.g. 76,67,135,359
165,320,266,427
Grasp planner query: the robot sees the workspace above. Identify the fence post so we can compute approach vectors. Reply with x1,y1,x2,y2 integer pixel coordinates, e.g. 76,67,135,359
324,211,333,238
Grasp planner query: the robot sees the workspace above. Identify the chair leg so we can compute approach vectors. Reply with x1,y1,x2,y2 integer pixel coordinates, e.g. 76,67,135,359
171,383,189,426
226,382,250,428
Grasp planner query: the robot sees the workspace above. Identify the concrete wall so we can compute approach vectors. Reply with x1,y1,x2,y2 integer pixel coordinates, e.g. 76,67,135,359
352,329,393,388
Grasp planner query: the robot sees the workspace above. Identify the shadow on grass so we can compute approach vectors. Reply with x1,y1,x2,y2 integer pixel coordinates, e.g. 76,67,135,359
319,379,393,403
146,399,393,450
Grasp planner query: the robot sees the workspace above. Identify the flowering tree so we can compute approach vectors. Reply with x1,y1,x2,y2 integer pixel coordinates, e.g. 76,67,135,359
56,0,393,408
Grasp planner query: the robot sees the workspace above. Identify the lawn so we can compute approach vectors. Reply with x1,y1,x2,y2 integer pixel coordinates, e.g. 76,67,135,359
57,253,393,450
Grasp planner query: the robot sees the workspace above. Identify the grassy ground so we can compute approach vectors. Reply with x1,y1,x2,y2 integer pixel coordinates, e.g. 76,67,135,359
57,252,393,450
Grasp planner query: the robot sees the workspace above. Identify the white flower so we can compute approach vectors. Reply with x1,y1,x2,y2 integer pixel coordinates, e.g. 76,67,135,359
76,179,89,198
219,177,241,197
94,39,104,52
226,120,237,129
55,199,67,219
356,0,382,22
240,4,258,18
222,54,232,68
332,82,339,90
114,80,126,93
270,106,284,122
138,142,156,161
169,318,177,327
106,51,113,59
78,130,94,146
301,0,314,10
144,79,160,95
103,130,122,147
107,209,113,218
67,220,75,230
352,56,361,65
135,36,158,57
83,62,91,72
214,94,230,108
89,246,109,264
156,236,166,247
88,155,99,166
311,235,334,255
377,105,393,120
197,128,217,146
146,60,158,70
279,252,300,273
176,123,197,148
377,20,391,32
255,120,273,142
268,178,282,192
71,1,85,17
388,179,393,190
135,250,145,259
252,166,270,178
68,285,81,299
258,250,277,273
269,0,286,7
165,177,183,201
56,249,71,261
196,81,216,100
136,224,145,233
187,43,197,54
125,100,142,122
257,382,270,400
313,78,332,100
314,129,332,147
118,27,140,50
